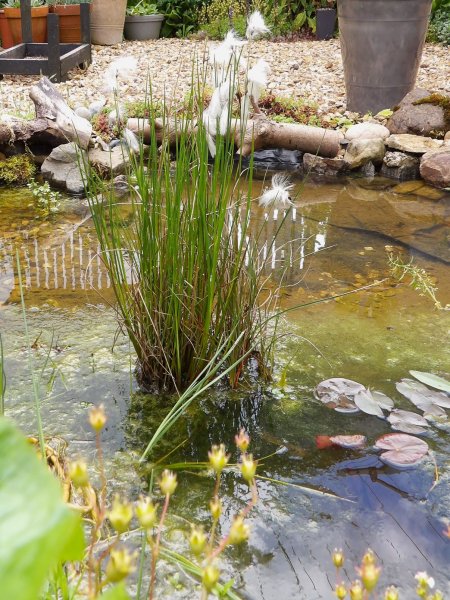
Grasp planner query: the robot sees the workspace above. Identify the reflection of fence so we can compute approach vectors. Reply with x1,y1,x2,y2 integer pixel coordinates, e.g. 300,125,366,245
0,208,330,301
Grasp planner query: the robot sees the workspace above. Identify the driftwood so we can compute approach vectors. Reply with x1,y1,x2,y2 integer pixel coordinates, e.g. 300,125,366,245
0,77,91,149
127,114,343,159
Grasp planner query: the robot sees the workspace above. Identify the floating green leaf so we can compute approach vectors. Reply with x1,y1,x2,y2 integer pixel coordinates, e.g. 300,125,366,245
410,371,450,394
0,418,84,600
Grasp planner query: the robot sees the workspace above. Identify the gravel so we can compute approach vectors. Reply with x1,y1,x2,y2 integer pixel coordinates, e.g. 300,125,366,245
0,38,448,119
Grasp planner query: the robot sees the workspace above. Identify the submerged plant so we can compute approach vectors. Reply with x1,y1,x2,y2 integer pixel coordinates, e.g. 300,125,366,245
0,154,35,185
27,180,61,216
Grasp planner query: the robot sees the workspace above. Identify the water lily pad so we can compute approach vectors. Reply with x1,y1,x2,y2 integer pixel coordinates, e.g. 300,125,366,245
353,389,385,418
410,371,450,394
387,409,430,435
371,391,394,411
315,378,363,413
374,433,429,469
396,379,450,411
329,434,367,449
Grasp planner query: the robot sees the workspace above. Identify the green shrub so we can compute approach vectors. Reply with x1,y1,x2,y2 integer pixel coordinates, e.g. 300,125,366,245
0,155,35,185
427,7,450,45
156,0,206,37
200,14,246,38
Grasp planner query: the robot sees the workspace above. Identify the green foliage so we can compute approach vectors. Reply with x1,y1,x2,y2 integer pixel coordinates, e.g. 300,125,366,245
253,0,317,35
126,0,159,16
200,0,246,24
0,335,4,415
427,7,450,45
200,14,246,39
259,93,329,127
27,179,61,216
99,584,131,599
125,98,164,119
0,155,35,185
0,417,84,600
431,0,450,16
156,0,205,37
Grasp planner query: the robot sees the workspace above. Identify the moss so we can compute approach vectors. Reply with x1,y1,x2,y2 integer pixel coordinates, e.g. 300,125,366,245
412,93,450,133
125,99,164,120
258,93,330,128
0,154,35,185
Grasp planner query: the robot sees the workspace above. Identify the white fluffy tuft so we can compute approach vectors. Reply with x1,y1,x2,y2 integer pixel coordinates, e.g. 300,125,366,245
246,11,270,40
241,58,270,123
258,174,294,208
104,56,138,93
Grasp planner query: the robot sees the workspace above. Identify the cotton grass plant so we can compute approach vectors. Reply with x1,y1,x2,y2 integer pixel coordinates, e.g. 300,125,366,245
82,65,284,393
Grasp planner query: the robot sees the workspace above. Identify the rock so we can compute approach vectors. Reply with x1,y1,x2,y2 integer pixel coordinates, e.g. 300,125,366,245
358,161,375,178
387,88,448,137
345,122,390,141
343,138,386,170
444,131,450,144
74,106,92,121
41,142,87,194
415,184,445,201
380,151,420,181
386,134,443,154
302,153,348,177
420,148,450,189
88,146,130,177
392,181,425,194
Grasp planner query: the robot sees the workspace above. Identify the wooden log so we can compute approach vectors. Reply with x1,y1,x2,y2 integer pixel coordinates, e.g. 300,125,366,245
127,115,343,159
29,76,92,149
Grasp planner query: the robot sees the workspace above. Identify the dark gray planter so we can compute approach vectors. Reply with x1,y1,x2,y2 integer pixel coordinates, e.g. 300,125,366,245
124,14,164,40
316,8,336,40
337,0,432,114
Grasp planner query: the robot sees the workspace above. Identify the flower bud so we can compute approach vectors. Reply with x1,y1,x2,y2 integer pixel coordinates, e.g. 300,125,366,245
235,429,250,453
189,526,207,556
202,564,220,591
159,469,177,496
228,516,250,545
332,548,344,569
68,459,89,488
335,583,347,599
431,592,444,600
359,563,381,592
135,496,157,530
361,549,376,566
384,585,399,600
105,548,136,583
208,444,229,474
89,404,107,432
108,494,133,533
240,454,257,483
210,497,222,520
415,572,434,590
349,580,363,600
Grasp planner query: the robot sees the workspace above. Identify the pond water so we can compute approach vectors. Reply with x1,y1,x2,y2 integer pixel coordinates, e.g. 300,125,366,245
1,175,449,598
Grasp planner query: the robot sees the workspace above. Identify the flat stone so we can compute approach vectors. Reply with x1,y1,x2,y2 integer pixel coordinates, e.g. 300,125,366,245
65,166,85,195
302,153,348,177
344,138,386,169
386,134,443,154
49,142,80,163
415,184,445,201
387,88,448,137
420,148,450,189
345,122,390,141
88,146,130,176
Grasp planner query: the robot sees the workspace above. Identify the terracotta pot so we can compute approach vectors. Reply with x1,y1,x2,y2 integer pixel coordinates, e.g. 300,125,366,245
50,4,88,43
4,6,49,45
0,10,14,49
90,0,126,45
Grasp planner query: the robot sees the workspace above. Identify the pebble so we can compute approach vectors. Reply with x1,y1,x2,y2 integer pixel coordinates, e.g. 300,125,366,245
0,39,448,119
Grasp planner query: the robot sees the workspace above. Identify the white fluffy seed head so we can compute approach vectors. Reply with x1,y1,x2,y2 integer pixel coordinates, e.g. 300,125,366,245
258,174,294,208
246,11,270,40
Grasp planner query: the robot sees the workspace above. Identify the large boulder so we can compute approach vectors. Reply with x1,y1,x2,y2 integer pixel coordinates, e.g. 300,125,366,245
41,142,86,194
380,151,420,181
387,89,448,137
420,148,450,189
385,134,443,154
345,122,390,141
88,146,130,177
343,138,385,169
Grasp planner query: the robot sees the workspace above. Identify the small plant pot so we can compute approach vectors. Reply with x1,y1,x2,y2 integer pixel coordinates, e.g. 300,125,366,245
50,4,89,43
124,14,164,41
316,8,336,40
4,6,49,45
0,10,14,49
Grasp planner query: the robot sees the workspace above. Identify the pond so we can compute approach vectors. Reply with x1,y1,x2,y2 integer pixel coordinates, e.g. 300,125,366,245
1,175,449,598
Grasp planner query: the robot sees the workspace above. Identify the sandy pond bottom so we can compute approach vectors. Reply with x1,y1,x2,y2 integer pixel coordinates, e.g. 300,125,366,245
0,175,449,598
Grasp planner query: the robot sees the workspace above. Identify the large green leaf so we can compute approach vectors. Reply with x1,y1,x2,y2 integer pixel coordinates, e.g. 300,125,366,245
0,418,84,600
410,370,450,394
